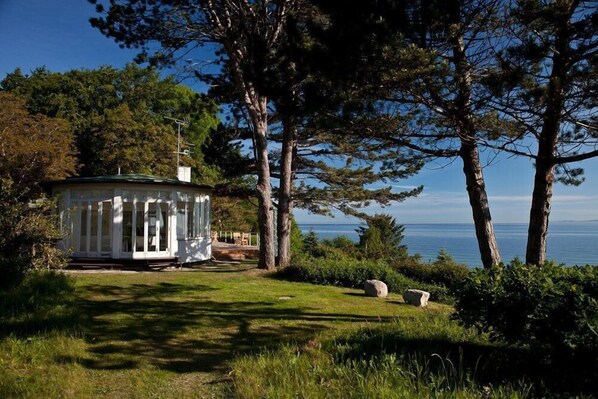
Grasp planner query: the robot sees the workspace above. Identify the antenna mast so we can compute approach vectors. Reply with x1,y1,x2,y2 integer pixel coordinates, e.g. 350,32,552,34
165,116,190,171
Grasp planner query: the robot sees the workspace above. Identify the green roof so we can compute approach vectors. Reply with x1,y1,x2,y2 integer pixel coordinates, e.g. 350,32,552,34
51,174,213,189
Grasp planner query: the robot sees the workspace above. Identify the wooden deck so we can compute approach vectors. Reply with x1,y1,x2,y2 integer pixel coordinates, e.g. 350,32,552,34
211,241,259,261
67,257,180,270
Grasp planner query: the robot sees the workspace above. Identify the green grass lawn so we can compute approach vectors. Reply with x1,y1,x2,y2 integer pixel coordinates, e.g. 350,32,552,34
1,265,455,398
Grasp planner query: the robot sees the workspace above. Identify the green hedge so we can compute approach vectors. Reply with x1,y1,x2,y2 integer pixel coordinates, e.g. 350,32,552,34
454,261,598,351
281,256,451,303
390,251,470,290
453,261,598,390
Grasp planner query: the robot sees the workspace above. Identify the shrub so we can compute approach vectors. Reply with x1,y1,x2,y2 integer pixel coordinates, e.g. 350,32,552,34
0,179,67,289
281,256,451,303
0,271,75,319
290,217,304,256
356,214,407,260
453,261,598,377
392,250,470,290
0,271,77,335
320,235,360,258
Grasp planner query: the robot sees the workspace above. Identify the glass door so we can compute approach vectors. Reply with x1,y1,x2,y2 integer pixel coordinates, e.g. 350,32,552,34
71,200,112,258
121,198,170,258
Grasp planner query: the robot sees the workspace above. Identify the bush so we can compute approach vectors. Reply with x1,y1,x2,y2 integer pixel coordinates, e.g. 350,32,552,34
281,256,451,303
357,214,407,260
0,271,77,335
453,260,598,359
392,250,470,290
290,217,304,256
0,271,75,319
320,235,360,258
0,179,67,289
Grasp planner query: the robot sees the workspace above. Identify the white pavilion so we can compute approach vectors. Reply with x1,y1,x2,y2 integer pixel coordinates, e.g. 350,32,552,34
51,170,212,266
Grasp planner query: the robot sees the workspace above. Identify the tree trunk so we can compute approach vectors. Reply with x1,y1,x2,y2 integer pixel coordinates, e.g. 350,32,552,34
448,2,501,268
526,157,556,265
254,115,277,270
460,142,502,268
525,68,564,266
226,53,276,270
277,116,296,267
525,3,570,266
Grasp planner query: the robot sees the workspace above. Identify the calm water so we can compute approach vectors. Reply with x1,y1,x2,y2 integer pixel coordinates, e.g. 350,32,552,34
298,222,598,267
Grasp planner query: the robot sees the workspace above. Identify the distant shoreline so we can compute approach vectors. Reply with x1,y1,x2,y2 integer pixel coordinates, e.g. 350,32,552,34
297,221,597,266
298,220,598,226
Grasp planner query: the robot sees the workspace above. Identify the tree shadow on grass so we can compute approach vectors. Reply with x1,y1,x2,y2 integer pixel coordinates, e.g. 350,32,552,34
53,281,397,374
333,327,597,396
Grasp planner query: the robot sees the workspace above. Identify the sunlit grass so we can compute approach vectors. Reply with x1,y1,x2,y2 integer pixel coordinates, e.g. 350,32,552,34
231,315,535,399
3,267,581,398
1,266,447,398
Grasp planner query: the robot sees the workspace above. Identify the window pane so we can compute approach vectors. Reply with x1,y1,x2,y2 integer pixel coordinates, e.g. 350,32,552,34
81,203,88,252
122,202,133,253
160,191,172,201
194,201,200,237
101,201,112,253
159,202,168,251
148,202,157,251
71,189,111,200
204,196,210,237
187,202,194,238
177,201,186,239
72,202,81,252
135,204,145,252
122,190,133,202
90,202,99,253
146,191,158,201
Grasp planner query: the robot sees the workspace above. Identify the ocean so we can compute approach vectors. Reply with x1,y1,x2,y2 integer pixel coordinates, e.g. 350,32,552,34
298,221,598,267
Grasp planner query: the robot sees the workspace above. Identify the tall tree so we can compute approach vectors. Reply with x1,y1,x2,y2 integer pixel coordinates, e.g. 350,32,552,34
188,1,422,266
1,65,219,181
485,0,597,265
357,214,408,260
0,92,77,287
312,0,509,268
90,0,297,269
0,92,77,196
266,3,423,265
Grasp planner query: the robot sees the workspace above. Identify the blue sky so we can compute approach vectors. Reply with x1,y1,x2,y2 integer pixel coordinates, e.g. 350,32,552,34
1,0,597,224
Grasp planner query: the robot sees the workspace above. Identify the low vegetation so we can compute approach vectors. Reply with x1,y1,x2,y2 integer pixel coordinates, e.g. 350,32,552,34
281,256,452,303
2,262,598,398
1,267,440,398
453,260,598,393
281,216,468,304
232,316,531,399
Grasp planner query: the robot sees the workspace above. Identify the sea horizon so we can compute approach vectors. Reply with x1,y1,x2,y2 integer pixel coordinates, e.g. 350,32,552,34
298,221,598,267
299,220,598,225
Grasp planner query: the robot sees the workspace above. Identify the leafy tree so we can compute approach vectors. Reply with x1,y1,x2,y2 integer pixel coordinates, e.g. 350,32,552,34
88,104,178,176
0,93,75,288
357,214,407,260
211,196,259,233
89,0,298,270
308,0,508,268
259,3,423,266
0,92,76,197
1,65,219,182
0,180,67,289
485,0,598,265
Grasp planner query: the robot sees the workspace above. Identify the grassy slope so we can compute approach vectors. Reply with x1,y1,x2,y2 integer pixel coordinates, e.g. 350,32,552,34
0,267,451,398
